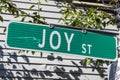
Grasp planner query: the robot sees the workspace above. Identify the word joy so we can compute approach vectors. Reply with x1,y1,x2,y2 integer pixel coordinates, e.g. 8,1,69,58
37,29,92,54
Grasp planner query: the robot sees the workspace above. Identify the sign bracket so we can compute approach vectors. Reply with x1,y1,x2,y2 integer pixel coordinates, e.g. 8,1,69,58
50,24,118,36
49,24,55,29
50,24,88,34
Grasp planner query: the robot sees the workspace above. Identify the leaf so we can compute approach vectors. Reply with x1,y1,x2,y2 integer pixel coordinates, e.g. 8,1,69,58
21,17,26,22
4,28,6,32
45,0,48,2
86,58,92,65
37,1,41,5
40,52,43,57
26,50,29,53
81,59,87,67
20,11,26,15
95,60,100,68
14,15,19,18
15,10,19,15
28,20,32,23
32,51,35,55
33,12,37,15
50,53,54,56
29,5,35,10
0,16,3,22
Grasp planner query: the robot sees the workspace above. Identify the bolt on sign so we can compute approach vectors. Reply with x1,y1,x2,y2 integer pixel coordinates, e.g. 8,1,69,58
6,22,117,61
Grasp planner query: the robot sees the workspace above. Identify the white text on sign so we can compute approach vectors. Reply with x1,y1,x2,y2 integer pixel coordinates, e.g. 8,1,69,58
38,29,92,54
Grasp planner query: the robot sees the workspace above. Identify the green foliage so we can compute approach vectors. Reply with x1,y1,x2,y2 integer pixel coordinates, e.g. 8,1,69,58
81,58,106,68
59,3,115,29
31,51,35,55
0,0,47,24
29,5,35,10
40,52,43,57
81,58,93,67
0,15,3,22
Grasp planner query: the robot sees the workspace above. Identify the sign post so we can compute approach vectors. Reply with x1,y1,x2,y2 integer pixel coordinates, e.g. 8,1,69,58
6,22,117,61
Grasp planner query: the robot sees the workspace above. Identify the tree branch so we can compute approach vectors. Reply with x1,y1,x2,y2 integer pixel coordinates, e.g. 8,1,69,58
1,0,47,24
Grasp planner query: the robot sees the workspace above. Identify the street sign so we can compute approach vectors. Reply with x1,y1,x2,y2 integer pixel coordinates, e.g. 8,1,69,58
6,22,117,60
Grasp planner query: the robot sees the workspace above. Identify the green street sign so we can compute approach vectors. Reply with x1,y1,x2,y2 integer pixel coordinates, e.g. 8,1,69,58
6,22,117,60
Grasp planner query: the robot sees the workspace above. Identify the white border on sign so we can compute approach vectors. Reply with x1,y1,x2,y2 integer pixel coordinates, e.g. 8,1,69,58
6,21,118,61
